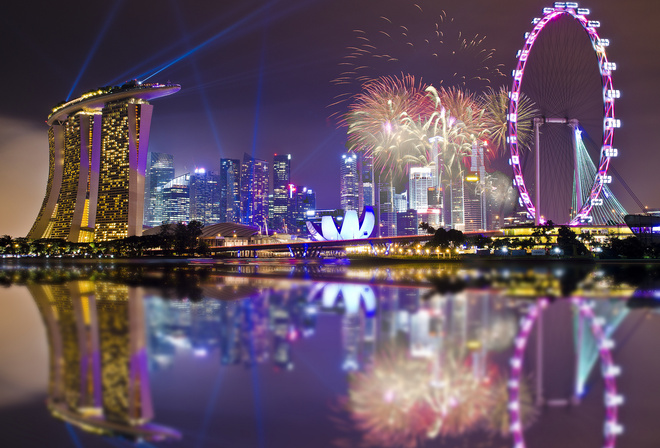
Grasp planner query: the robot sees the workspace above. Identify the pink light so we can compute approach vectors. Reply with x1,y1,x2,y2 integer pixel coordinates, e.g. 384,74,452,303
508,5,617,225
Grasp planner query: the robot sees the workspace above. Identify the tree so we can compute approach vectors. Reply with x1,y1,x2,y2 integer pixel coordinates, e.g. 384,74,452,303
471,234,492,249
492,237,512,250
607,236,645,259
531,220,555,248
557,226,588,256
418,222,436,235
426,228,465,250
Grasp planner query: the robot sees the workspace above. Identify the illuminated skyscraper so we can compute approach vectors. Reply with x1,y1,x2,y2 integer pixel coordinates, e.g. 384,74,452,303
144,152,174,227
220,158,241,223
241,153,269,230
28,82,180,242
340,153,359,211
291,186,316,233
378,184,396,237
409,167,435,211
189,168,220,225
463,142,487,232
358,154,374,210
272,154,291,231
161,174,190,224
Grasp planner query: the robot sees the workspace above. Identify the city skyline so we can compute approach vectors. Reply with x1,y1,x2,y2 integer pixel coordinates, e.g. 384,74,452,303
1,0,659,236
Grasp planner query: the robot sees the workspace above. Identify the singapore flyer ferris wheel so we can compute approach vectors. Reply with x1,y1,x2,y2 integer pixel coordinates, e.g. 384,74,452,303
507,2,621,225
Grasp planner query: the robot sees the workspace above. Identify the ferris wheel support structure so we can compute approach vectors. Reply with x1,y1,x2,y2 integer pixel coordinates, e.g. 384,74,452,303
532,117,580,225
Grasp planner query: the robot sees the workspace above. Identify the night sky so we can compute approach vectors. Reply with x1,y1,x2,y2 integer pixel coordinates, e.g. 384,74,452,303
1,0,659,236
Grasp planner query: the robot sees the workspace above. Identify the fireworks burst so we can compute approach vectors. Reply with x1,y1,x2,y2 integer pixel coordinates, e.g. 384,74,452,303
330,2,506,118
345,348,503,447
480,86,539,155
347,350,437,448
486,375,538,436
343,75,431,183
403,86,488,183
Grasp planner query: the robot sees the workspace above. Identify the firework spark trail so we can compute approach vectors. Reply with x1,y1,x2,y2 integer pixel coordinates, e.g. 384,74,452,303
330,2,506,120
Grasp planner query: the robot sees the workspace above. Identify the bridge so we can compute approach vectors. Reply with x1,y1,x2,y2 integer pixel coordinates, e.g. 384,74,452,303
206,231,502,259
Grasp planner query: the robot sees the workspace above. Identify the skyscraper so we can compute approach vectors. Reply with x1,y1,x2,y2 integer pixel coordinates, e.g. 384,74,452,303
241,153,269,230
28,82,180,242
189,168,220,225
291,186,316,233
358,154,374,211
409,167,435,211
144,152,174,227
378,183,396,237
340,153,359,211
463,142,487,232
161,174,190,224
220,158,241,223
397,210,418,236
272,154,291,231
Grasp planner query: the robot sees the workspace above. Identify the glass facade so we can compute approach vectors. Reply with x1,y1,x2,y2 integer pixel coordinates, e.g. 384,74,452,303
340,153,359,211
220,159,241,223
161,174,190,224
240,153,269,230
358,154,374,210
144,152,174,227
189,169,220,225
272,154,291,231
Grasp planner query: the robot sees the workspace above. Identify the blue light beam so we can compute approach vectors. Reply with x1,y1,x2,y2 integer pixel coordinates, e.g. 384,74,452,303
169,0,224,156
66,1,124,100
140,0,281,83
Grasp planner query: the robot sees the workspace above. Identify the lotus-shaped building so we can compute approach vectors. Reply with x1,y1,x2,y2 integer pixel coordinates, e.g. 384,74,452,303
306,207,376,241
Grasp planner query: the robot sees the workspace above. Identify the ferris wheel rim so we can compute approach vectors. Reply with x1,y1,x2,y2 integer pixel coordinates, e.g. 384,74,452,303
507,298,622,448
506,3,618,225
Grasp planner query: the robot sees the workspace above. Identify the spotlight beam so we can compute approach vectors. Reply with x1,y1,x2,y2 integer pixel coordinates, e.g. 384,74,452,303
139,0,283,83
66,0,124,100
169,0,224,157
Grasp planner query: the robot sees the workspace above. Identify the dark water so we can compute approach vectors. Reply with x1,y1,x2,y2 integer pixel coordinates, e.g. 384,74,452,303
1,260,659,448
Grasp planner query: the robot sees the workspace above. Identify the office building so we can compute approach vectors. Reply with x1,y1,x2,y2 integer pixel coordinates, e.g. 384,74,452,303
291,186,316,233
464,142,487,232
397,210,419,236
409,167,435,212
359,154,375,210
144,152,174,227
28,82,180,242
241,153,269,230
272,154,291,231
394,191,408,214
161,174,190,224
340,153,359,211
220,158,241,223
189,168,220,225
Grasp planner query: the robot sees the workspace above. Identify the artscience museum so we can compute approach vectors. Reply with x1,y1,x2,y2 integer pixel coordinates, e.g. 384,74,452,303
306,207,376,241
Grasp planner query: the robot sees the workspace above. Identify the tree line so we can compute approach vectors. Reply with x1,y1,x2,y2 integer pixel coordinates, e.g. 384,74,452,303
0,221,206,258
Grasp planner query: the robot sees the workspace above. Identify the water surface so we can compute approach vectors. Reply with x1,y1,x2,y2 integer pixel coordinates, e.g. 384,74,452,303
0,260,658,448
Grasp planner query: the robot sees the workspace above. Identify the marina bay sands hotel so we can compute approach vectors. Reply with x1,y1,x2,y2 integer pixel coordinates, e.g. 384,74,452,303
28,82,180,242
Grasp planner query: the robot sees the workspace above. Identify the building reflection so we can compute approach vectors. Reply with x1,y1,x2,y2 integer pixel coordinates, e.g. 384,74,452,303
18,263,636,446
28,282,180,441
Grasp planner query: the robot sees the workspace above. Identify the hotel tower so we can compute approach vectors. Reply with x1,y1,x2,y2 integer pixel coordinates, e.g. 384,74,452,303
28,81,180,242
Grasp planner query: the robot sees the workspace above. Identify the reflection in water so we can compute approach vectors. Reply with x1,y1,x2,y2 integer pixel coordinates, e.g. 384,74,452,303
508,299,623,448
338,289,536,448
28,281,180,441
4,262,648,447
